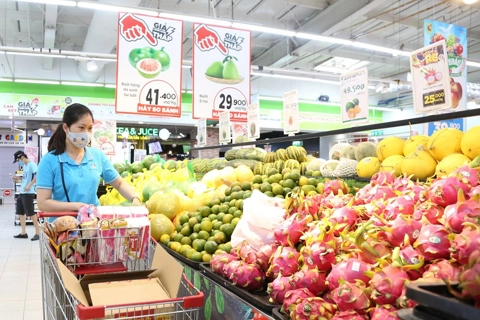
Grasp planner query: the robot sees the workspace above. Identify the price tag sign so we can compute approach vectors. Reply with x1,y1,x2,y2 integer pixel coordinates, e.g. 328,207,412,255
283,90,299,135
197,118,207,147
247,102,260,140
219,111,231,144
91,120,116,156
232,123,248,144
340,67,369,124
425,118,464,135
116,13,183,117
411,41,451,114
192,24,251,122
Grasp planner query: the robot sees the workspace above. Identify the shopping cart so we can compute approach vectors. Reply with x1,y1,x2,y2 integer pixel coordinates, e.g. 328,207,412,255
38,212,204,320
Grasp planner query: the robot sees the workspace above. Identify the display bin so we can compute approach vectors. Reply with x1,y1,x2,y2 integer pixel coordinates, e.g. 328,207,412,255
160,243,203,270
272,307,287,320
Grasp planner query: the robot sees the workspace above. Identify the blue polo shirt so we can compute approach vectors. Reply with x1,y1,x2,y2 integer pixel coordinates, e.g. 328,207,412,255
37,147,119,206
21,161,37,194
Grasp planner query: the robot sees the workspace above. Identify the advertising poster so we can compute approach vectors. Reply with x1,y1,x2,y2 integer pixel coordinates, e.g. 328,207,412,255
92,120,117,156
424,20,467,111
340,67,369,124
192,24,251,122
116,13,183,117
219,111,231,144
247,102,260,140
411,41,451,114
232,123,248,144
23,146,38,164
425,118,464,135
197,118,207,147
283,90,299,135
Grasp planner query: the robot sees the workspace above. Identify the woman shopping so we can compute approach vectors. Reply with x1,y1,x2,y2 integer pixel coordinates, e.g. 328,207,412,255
37,103,141,212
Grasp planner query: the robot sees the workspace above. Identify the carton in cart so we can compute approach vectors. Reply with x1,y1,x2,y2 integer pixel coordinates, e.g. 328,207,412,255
57,243,185,318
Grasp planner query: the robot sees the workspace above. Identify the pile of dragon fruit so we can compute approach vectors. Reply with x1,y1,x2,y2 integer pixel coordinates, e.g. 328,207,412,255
210,166,480,319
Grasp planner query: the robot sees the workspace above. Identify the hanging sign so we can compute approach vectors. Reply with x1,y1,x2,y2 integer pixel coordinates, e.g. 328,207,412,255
197,118,207,147
340,67,369,124
116,13,183,117
424,20,467,111
192,24,251,122
219,111,231,144
232,123,248,144
425,118,464,136
247,102,260,140
92,120,117,156
283,90,299,135
410,40,451,114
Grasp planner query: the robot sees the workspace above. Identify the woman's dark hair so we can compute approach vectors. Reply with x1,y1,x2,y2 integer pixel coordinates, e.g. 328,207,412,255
48,103,94,155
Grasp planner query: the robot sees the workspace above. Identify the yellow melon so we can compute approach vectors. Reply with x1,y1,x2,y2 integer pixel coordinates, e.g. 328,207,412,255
376,136,405,161
356,157,381,178
380,155,404,177
435,153,470,178
403,135,429,156
461,126,480,160
401,150,437,180
427,128,463,161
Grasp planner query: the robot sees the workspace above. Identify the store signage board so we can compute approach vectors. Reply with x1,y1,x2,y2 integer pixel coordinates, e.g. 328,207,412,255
219,111,231,144
92,120,117,156
424,20,467,111
340,67,369,125
410,41,451,114
425,118,465,136
232,123,248,145
192,24,251,122
116,13,183,117
0,130,26,146
197,118,207,147
247,102,260,140
283,90,299,135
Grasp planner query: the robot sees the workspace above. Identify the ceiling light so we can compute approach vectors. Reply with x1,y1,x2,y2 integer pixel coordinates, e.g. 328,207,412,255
467,60,480,68
463,0,479,4
375,83,384,93
182,65,192,69
5,51,66,58
15,0,76,6
296,33,353,46
105,84,116,88
61,81,104,87
77,1,158,15
160,13,232,27
36,128,45,136
251,72,338,85
232,23,296,37
352,42,409,56
138,121,144,124
87,60,98,71
14,79,60,85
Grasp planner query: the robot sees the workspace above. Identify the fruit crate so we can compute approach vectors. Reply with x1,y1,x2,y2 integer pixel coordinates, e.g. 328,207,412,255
199,263,279,313
404,282,480,320
272,306,288,320
160,243,202,270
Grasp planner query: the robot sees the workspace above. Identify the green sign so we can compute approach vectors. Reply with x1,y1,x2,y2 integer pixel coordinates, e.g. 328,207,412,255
116,127,159,136
292,141,303,146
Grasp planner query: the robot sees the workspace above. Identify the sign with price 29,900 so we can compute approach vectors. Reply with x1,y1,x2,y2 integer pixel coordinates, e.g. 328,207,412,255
116,13,183,117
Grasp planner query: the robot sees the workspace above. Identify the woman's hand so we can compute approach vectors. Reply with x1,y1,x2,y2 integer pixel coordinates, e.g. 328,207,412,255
132,197,142,206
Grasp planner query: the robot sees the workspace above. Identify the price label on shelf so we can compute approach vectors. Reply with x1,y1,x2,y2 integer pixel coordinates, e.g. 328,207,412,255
340,67,369,125
283,90,299,135
197,118,207,147
247,102,260,139
116,13,183,117
219,111,231,144
426,118,464,135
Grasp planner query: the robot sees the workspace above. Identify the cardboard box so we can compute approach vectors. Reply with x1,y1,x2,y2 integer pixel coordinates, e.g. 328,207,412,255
57,243,184,311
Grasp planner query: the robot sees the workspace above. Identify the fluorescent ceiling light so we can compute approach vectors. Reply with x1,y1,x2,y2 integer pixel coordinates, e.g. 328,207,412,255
251,72,339,85
314,57,369,73
15,0,76,6
160,13,232,27
232,23,296,37
182,65,192,69
105,84,117,88
352,42,409,56
61,81,104,87
86,60,98,71
5,51,66,58
14,79,60,85
296,33,353,46
467,60,480,68
371,106,401,112
78,1,157,15
0,78,13,82
463,0,479,4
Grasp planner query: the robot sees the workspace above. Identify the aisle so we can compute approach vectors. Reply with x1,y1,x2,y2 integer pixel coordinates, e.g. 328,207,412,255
0,204,43,320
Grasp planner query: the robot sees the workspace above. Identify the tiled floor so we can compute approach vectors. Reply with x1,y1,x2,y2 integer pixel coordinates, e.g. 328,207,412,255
0,204,43,320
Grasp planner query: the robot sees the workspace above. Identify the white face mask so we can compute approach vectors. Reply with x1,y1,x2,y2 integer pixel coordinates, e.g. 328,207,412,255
67,129,91,149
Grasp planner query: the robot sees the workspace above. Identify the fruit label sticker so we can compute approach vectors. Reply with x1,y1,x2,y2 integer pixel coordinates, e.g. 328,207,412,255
340,67,369,125
410,41,452,114
424,20,467,111
197,118,207,147
232,123,248,144
247,102,260,140
91,119,116,156
283,90,299,135
192,24,251,122
116,13,183,117
219,111,231,144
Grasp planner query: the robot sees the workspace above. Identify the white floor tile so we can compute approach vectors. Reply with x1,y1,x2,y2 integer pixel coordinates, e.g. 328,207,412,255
0,290,27,300
1,310,23,320
23,309,43,320
25,290,42,301
0,299,25,311
0,275,28,284
24,299,43,310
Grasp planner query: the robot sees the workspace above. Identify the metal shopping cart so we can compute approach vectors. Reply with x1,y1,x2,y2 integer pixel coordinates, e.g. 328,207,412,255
38,212,204,320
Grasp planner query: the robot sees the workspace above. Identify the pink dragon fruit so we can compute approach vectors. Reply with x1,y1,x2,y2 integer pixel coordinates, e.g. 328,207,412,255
393,174,415,192
281,288,315,315
326,259,372,290
448,249,480,307
448,166,479,188
227,261,265,291
365,199,388,220
368,185,397,202
384,195,416,220
222,260,243,279
328,201,361,233
300,241,336,272
331,280,371,313
235,241,258,264
449,224,480,265
290,268,328,296
210,253,239,275
255,243,278,271
267,274,294,303
470,185,480,198
369,266,409,305
414,224,451,261
324,179,349,195
332,310,369,320
412,201,444,224
379,214,422,247
289,297,337,320
370,305,400,320
444,191,480,233
397,246,425,280
266,246,301,280
396,285,418,308
274,213,313,247
423,259,460,281
371,171,396,186
402,183,428,203
322,192,354,210
356,238,392,264
427,177,470,207
354,184,373,205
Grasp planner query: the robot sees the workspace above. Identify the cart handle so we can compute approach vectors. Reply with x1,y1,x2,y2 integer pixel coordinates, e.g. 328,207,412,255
37,211,78,218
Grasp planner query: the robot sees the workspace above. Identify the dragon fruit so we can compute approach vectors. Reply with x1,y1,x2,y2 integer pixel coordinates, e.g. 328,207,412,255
300,241,336,272
368,266,409,305
423,259,460,281
412,201,444,224
444,191,480,233
274,213,312,247
427,177,470,207
255,243,278,271
448,166,479,188
365,199,388,220
282,288,315,315
402,183,428,203
222,260,242,279
210,253,239,275
354,184,373,205
396,285,418,309
324,179,349,195
326,259,372,290
470,185,480,198
332,310,369,320
379,214,422,247
290,267,328,296
395,246,425,280
370,305,399,320
449,224,480,265
267,274,294,303
447,249,480,307
356,238,392,264
289,297,337,320
384,195,416,220
371,171,396,186
235,241,258,264
393,174,415,192
328,200,361,233
331,280,371,313
414,224,451,261
227,261,265,291
266,246,301,280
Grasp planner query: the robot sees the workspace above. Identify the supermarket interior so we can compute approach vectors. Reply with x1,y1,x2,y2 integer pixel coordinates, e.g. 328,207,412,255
1,0,480,319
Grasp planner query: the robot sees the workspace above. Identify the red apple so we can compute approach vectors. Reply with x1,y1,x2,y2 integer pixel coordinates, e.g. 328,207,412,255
451,81,463,109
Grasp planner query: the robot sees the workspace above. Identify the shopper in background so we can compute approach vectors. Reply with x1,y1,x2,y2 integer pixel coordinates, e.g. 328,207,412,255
37,103,141,213
13,150,40,240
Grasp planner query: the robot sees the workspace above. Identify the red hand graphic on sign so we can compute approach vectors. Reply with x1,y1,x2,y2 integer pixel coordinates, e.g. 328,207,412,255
119,14,157,46
194,24,228,55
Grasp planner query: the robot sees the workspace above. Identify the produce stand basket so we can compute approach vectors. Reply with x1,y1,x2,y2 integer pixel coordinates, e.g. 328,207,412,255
272,306,287,320
38,211,204,320
199,263,279,313
160,243,202,270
